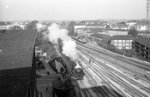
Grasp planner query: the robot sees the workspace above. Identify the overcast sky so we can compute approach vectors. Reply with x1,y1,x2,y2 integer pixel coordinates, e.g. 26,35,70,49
0,0,146,21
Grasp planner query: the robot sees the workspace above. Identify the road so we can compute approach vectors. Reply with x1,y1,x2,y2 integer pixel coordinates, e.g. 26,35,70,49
76,42,150,97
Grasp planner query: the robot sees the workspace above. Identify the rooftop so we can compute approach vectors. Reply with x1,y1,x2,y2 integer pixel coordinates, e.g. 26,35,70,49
0,29,37,70
0,22,6,26
0,29,37,97
0,21,11,26
133,36,150,48
111,35,132,40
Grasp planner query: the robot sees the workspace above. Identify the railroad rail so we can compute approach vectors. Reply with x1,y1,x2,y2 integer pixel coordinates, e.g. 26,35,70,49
77,48,150,97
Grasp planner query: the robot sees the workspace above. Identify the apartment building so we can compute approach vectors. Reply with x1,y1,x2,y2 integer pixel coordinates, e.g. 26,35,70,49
110,35,132,49
132,36,150,61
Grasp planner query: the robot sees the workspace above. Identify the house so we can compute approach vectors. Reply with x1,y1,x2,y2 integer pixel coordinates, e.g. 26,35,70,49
136,25,147,31
107,30,128,36
110,35,132,49
132,36,150,61
110,23,128,30
0,22,8,30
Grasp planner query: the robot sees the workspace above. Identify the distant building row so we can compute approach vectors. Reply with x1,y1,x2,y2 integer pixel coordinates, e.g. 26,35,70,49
110,35,150,61
0,21,34,30
74,20,149,32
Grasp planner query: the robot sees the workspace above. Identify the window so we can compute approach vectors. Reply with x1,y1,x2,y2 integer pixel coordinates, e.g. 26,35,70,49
114,43,118,46
114,40,118,43
122,43,125,46
119,40,122,42
130,40,133,42
126,43,129,46
126,47,129,49
119,43,122,46
118,47,122,49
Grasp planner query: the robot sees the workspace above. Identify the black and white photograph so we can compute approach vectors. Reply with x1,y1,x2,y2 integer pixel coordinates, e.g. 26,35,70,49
0,0,150,97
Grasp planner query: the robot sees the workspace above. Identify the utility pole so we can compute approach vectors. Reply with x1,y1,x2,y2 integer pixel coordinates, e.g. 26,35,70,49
147,0,150,31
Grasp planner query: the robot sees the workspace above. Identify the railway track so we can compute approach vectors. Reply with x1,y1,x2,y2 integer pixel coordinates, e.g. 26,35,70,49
76,57,124,97
77,44,150,82
78,55,127,97
77,53,125,96
78,49,150,97
77,42,150,71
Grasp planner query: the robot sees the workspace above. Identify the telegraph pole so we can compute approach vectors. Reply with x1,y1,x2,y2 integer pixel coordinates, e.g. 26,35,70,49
147,0,150,31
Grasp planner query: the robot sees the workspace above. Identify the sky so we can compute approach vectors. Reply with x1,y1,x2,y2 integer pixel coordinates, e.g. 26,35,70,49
0,0,146,21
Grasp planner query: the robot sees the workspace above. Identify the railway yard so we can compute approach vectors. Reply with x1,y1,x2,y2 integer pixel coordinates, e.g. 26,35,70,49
75,42,150,97
1,21,150,97
36,40,150,97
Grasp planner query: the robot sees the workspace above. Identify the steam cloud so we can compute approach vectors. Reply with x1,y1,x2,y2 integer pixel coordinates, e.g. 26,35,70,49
47,23,77,61
36,23,46,32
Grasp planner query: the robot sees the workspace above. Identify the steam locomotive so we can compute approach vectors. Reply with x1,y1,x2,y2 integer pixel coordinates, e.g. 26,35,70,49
47,56,85,97
35,42,85,97
48,56,85,80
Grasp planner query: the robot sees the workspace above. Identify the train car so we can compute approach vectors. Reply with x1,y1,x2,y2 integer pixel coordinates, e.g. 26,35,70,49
48,55,85,81
47,56,84,97
72,36,87,44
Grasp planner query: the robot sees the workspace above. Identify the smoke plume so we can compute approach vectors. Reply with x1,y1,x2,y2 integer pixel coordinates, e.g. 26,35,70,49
36,23,46,32
47,23,77,61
